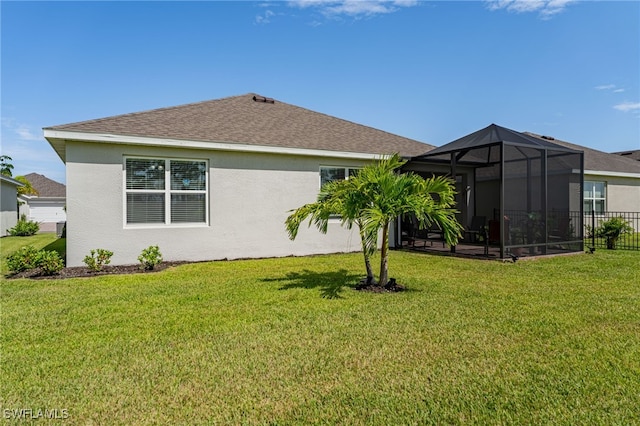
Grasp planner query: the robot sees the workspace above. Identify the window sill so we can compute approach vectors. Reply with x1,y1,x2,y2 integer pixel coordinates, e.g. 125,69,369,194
124,223,209,230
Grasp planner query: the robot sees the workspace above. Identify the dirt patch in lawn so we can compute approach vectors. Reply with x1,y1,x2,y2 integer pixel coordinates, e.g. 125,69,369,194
7,261,188,280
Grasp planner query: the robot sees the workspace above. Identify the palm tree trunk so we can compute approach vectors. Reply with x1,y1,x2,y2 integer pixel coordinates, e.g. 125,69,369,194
364,252,375,284
379,221,389,286
358,226,375,284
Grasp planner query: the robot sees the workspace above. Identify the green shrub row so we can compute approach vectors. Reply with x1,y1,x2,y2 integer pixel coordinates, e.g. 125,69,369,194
7,245,163,276
83,245,163,271
6,245,64,276
7,215,39,237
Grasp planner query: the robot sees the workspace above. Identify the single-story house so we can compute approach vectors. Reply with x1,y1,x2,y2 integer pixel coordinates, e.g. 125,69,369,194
44,93,639,265
19,173,67,233
1,174,23,236
44,94,433,266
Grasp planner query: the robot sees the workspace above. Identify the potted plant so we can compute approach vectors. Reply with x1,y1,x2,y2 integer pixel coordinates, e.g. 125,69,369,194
596,217,634,250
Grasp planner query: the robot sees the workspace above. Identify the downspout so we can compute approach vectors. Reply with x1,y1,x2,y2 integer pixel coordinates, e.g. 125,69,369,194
499,143,505,259
450,152,457,253
541,148,548,255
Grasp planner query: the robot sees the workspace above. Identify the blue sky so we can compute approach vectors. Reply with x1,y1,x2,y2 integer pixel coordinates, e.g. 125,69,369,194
2,0,639,184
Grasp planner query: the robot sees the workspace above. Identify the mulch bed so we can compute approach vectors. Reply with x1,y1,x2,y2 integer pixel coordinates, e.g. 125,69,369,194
7,261,187,280
355,277,406,293
8,263,407,293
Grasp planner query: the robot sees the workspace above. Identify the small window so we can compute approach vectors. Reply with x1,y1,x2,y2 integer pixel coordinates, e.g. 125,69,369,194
583,181,606,214
125,157,208,226
320,166,360,188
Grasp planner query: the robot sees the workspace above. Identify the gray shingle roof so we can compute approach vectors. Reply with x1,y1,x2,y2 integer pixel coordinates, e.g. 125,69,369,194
525,133,640,175
23,173,66,198
613,150,640,161
45,93,433,158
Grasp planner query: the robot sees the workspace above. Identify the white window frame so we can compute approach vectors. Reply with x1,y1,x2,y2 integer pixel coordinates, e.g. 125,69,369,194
319,166,361,220
123,156,209,228
584,180,606,215
319,166,360,189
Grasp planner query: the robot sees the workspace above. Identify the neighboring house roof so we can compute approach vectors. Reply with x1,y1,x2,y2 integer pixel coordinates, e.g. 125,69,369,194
22,173,66,198
44,93,433,161
525,133,640,177
613,150,640,161
0,174,24,187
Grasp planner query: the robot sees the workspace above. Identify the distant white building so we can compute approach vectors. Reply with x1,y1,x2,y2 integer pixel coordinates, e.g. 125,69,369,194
19,173,66,233
1,174,23,236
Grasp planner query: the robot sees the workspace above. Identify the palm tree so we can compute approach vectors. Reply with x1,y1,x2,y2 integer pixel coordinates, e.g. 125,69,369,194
355,154,462,285
285,177,378,283
286,153,462,286
14,176,38,197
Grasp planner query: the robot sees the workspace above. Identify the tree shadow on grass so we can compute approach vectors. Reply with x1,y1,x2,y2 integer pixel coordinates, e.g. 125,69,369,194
263,269,361,299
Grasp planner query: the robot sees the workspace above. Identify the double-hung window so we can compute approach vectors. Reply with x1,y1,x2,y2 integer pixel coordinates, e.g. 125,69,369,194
125,157,208,226
583,181,606,215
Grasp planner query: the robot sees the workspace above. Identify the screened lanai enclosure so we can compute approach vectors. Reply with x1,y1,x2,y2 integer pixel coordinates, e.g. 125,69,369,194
402,124,584,259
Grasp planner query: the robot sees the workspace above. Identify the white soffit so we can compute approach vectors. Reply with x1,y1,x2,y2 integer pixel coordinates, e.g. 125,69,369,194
43,129,390,161
585,170,640,179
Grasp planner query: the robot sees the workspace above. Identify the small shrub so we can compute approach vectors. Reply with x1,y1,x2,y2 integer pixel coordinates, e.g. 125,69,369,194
83,249,114,272
596,217,634,250
36,250,65,276
139,245,162,270
8,215,39,236
6,245,40,272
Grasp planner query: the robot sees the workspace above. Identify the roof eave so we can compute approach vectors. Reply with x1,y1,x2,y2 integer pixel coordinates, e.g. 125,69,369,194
42,129,395,161
0,175,24,186
585,170,640,179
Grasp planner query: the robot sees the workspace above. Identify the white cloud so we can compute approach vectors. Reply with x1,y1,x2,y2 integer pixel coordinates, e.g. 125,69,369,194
595,84,627,94
0,135,64,181
613,102,640,112
255,9,276,24
287,0,418,18
485,0,575,19
1,117,42,141
595,84,616,91
1,117,64,181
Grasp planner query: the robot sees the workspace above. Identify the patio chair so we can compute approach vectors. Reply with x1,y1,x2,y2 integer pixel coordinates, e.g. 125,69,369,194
418,222,445,247
401,215,418,247
549,215,571,247
465,216,487,243
402,215,446,249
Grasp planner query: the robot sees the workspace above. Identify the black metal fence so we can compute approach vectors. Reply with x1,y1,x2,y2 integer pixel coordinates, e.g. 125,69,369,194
585,211,640,251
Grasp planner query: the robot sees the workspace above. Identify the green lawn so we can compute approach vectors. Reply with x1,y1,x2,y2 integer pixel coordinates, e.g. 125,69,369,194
1,236,639,424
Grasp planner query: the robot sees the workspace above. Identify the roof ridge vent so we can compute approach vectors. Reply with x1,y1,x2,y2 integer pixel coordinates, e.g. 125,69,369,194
253,95,275,104
541,135,555,140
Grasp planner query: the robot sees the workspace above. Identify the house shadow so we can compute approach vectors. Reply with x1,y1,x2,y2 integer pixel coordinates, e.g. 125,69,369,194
263,269,361,299
42,238,66,259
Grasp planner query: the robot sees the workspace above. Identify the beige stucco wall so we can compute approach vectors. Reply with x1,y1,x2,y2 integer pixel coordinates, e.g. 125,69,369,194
585,173,640,212
1,180,19,236
65,141,369,266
